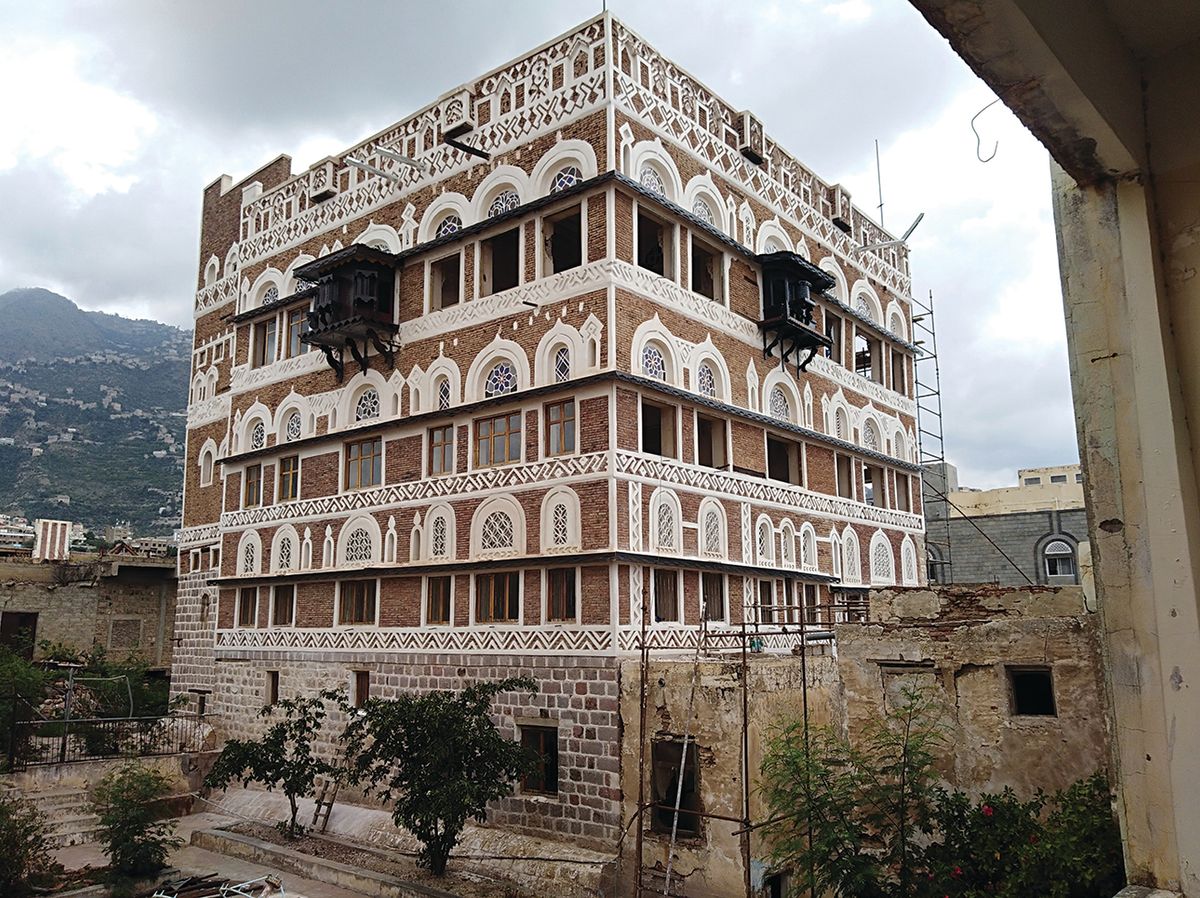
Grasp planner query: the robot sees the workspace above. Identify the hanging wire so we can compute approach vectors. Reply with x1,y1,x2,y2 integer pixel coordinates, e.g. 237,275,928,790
971,98,1002,163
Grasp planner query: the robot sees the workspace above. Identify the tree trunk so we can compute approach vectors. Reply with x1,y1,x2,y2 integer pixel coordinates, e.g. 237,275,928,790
287,793,299,838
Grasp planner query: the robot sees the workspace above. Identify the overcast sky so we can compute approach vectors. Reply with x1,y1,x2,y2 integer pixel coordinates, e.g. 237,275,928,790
0,0,1076,489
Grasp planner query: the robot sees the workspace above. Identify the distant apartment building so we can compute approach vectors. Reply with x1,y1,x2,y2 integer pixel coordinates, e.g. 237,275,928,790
924,462,1086,586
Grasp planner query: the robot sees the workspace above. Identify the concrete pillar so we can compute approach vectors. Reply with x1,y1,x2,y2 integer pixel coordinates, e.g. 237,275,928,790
1052,163,1200,895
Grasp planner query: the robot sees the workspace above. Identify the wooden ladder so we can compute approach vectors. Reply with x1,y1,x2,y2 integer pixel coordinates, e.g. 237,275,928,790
311,770,343,833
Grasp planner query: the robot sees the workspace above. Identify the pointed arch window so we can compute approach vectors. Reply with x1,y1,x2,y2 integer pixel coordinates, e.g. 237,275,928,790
355,388,380,422
769,386,791,421
277,537,294,571
554,346,571,383
551,165,583,193
757,520,773,564
435,214,462,239
696,363,716,398
345,528,374,564
551,503,570,547
431,515,448,558
701,508,722,557
639,164,666,196
655,501,677,552
641,344,667,381
437,377,451,410
484,361,517,398
480,511,515,553
692,198,715,225
242,541,257,575
250,421,266,451
285,412,302,442
862,420,880,452
488,189,520,218
871,538,894,583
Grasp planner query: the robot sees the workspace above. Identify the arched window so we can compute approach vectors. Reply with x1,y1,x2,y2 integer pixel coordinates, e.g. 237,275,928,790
769,386,791,421
641,344,667,381
801,527,817,571
277,536,294,571
551,503,569,547
870,534,895,584
901,539,918,585
480,511,514,552
200,449,214,487
345,528,374,564
655,501,677,552
764,238,782,253
488,189,519,218
781,527,796,568
639,164,666,196
862,419,880,452
701,507,722,557
484,361,517,397
355,388,380,422
263,286,279,306
834,407,849,441
550,165,583,193
250,421,266,451
285,412,302,442
242,541,257,575
696,363,717,399
757,519,774,564
843,531,861,583
435,214,462,238
436,377,451,410
692,198,715,225
554,346,571,383
1044,539,1077,580
431,515,448,559
854,295,876,322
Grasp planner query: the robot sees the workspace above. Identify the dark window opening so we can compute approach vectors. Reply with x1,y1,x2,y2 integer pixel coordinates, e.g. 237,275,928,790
431,253,461,310
1009,667,1056,717
651,740,701,837
894,473,911,512
758,579,774,625
1051,474,1068,484
548,567,577,622
521,725,559,795
702,572,725,622
836,454,854,500
237,587,258,628
339,580,376,625
638,210,669,276
353,670,371,708
1045,550,1077,579
890,348,906,393
272,585,294,627
266,670,279,705
653,569,679,623
641,399,676,457
863,464,884,507
546,206,583,273
855,333,881,382
427,575,452,624
767,437,801,485
690,238,720,300
476,571,521,623
0,611,38,660
804,583,820,625
825,314,842,364
697,414,727,469
482,228,520,296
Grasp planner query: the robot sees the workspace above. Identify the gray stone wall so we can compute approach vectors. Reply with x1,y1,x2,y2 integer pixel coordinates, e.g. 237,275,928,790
205,650,621,849
929,508,1087,586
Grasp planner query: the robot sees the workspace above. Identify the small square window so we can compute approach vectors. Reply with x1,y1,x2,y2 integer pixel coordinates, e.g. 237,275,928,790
345,437,383,490
689,236,722,301
641,399,676,458
474,412,522,468
475,571,521,623
521,725,559,795
701,573,725,622
428,425,454,476
1008,667,1056,717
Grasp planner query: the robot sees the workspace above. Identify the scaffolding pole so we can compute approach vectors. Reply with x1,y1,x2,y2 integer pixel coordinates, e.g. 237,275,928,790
913,289,952,583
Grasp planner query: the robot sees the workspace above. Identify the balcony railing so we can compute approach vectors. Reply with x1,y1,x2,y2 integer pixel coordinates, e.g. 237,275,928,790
5,714,210,771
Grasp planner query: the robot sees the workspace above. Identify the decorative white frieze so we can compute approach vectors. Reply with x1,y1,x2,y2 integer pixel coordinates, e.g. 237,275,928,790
615,451,924,532
216,624,615,656
611,260,760,343
177,523,221,548
400,262,611,344
188,393,231,429
229,350,328,394
807,355,917,417
221,451,609,530
194,275,239,317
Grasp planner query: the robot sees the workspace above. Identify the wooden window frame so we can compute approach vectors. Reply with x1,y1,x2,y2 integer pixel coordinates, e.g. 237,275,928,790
243,463,262,509
546,567,578,623
337,579,377,626
426,575,453,626
278,455,300,502
428,425,455,476
652,568,681,624
253,317,277,369
284,307,308,359
544,398,576,458
520,725,560,795
236,587,258,628
344,436,383,491
474,411,522,469
271,584,295,627
474,571,521,624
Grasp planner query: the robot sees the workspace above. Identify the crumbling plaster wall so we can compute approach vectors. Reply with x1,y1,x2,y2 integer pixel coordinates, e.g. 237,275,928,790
838,585,1109,796
617,652,842,898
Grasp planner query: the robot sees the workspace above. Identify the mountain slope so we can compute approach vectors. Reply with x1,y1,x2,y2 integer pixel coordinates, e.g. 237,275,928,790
0,288,191,534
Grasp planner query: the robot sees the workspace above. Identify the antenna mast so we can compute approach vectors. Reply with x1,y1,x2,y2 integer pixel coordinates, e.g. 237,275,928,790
875,138,884,228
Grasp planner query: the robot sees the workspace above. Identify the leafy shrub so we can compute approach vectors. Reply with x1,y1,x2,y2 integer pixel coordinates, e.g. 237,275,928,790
205,689,342,838
0,790,55,896
92,762,182,878
342,677,538,876
0,647,49,770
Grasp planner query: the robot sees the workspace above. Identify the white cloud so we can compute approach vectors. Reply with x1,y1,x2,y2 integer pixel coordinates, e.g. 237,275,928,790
0,37,157,197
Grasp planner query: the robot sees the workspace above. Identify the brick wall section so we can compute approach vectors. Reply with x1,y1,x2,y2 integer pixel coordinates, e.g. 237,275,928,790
209,652,621,848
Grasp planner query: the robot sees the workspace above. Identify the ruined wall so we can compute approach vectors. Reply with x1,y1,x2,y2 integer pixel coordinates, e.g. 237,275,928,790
837,585,1109,796
617,652,842,898
0,559,176,667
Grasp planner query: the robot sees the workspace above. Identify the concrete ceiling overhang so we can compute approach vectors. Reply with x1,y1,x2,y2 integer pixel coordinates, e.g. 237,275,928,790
910,0,1200,185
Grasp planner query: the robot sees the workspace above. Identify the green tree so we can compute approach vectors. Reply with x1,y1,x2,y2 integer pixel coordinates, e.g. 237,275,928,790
341,677,538,876
0,646,49,770
92,762,182,879
205,689,342,837
0,790,55,896
759,687,948,898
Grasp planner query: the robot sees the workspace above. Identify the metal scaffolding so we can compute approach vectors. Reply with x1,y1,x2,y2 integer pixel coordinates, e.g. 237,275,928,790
913,290,952,583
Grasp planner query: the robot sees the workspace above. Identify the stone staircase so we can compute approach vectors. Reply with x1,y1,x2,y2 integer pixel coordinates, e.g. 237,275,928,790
3,785,103,847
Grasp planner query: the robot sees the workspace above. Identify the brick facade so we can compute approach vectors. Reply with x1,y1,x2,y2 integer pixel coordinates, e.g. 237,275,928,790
176,13,925,854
